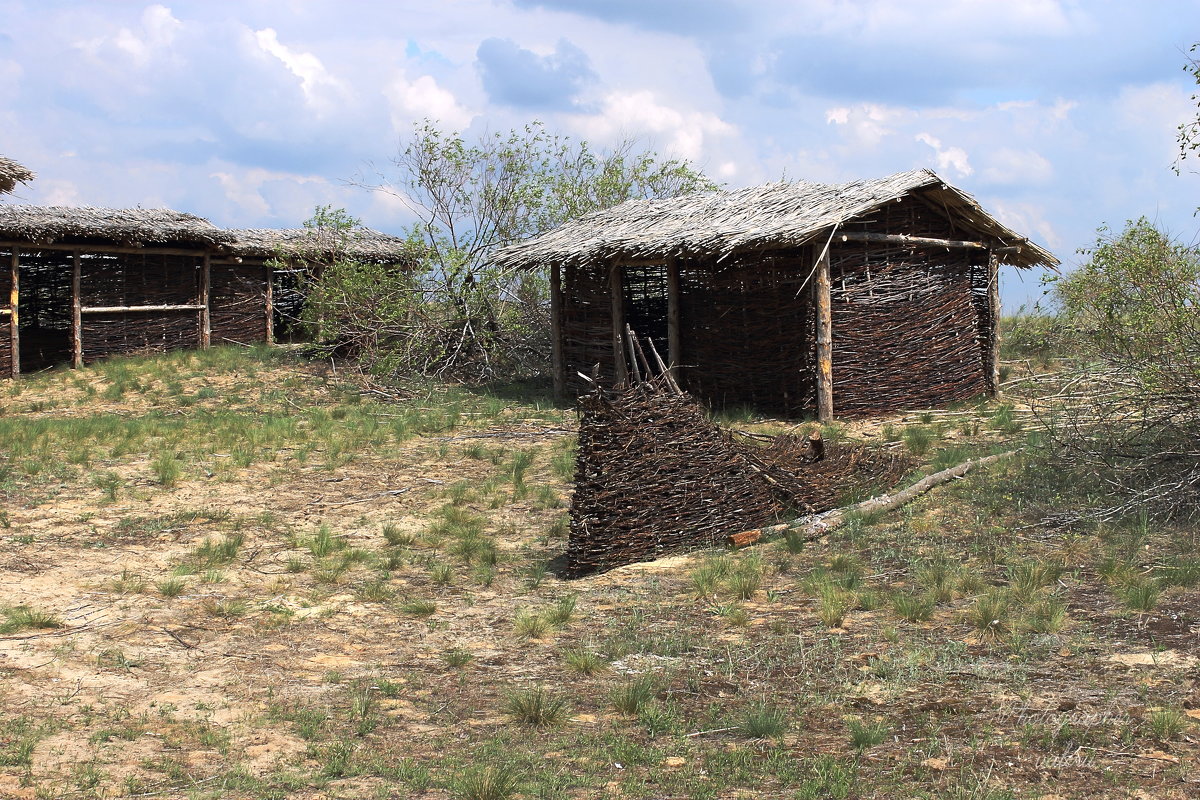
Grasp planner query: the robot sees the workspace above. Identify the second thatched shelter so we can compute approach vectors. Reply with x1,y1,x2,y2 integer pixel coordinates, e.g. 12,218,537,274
0,206,416,377
493,168,1058,419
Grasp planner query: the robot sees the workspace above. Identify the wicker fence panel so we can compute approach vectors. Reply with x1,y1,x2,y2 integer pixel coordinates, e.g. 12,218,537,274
211,263,267,345
678,250,815,416
566,377,911,576
9,250,73,371
79,252,201,362
0,258,10,377
567,381,786,576
562,261,617,393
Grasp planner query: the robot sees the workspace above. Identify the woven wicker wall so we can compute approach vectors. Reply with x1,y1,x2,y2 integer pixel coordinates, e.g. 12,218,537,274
9,249,73,371
0,256,10,376
678,249,816,416
210,262,268,345
79,252,201,363
562,261,618,392
829,199,990,415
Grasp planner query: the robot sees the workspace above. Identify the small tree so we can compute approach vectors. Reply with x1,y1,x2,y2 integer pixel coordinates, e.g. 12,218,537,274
1047,218,1200,518
347,119,717,383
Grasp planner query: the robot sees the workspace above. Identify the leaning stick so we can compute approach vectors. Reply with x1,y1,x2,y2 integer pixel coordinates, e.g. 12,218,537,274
728,449,1019,547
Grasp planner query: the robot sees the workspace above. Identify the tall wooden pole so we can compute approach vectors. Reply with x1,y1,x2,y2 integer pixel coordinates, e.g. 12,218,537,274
264,265,274,344
9,248,19,376
665,257,682,383
550,262,565,399
815,246,834,422
609,260,627,386
200,253,211,349
72,250,83,368
987,250,1001,397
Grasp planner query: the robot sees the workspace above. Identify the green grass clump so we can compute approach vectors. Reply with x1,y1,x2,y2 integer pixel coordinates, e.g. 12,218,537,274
442,648,474,668
156,577,187,598
150,451,183,487
454,764,519,800
545,595,577,626
1118,578,1160,612
727,556,764,600
969,591,1012,638
610,675,656,715
503,685,570,728
817,585,852,629
1146,709,1187,741
193,532,245,568
400,599,436,617
848,718,890,750
690,554,732,598
0,606,64,633
739,702,788,739
513,608,552,639
562,647,608,675
891,592,935,623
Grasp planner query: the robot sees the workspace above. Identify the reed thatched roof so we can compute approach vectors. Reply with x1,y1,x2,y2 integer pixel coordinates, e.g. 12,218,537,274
0,156,35,195
492,169,1058,270
223,227,418,264
0,205,232,247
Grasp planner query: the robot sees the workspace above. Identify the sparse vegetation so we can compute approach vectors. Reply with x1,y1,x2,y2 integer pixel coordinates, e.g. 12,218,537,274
2,343,1198,799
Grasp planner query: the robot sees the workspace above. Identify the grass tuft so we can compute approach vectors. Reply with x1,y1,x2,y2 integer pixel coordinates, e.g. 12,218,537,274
503,685,570,728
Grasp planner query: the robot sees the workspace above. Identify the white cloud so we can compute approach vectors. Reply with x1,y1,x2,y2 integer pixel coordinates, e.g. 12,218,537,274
211,167,328,219
990,200,1060,250
825,103,899,148
78,4,182,67
385,71,475,132
915,132,972,177
254,28,346,110
982,148,1053,185
571,90,736,161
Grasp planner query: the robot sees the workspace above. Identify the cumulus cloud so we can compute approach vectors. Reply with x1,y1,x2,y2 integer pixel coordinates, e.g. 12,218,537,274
569,90,736,162
253,28,347,111
989,200,1061,250
77,4,182,67
915,132,972,177
476,37,597,110
981,148,1053,185
825,104,899,148
385,71,475,132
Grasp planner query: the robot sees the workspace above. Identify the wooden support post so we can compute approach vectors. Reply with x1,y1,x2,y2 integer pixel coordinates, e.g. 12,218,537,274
665,257,682,383
610,260,627,386
200,253,211,349
9,248,19,376
815,246,834,422
550,262,565,399
264,265,274,344
987,250,1001,397
72,250,83,368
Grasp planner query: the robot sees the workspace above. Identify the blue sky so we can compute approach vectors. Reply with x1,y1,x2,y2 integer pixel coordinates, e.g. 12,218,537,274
3,0,1199,308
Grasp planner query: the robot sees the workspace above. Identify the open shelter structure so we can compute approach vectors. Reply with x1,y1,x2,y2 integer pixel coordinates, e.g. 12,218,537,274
222,228,418,342
0,205,415,377
493,169,1058,419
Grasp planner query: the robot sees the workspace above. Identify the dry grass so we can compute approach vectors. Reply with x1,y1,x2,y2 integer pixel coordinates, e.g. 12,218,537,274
0,348,1196,799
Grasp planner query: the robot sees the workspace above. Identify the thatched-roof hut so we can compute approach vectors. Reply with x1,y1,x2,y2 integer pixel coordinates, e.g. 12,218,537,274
221,227,418,342
0,207,415,376
493,168,1058,419
0,157,35,195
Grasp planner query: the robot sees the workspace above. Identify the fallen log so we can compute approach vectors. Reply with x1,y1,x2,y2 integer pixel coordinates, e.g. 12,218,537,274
728,449,1019,547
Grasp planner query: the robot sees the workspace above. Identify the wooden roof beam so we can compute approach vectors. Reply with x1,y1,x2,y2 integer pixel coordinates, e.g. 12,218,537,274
838,231,987,250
